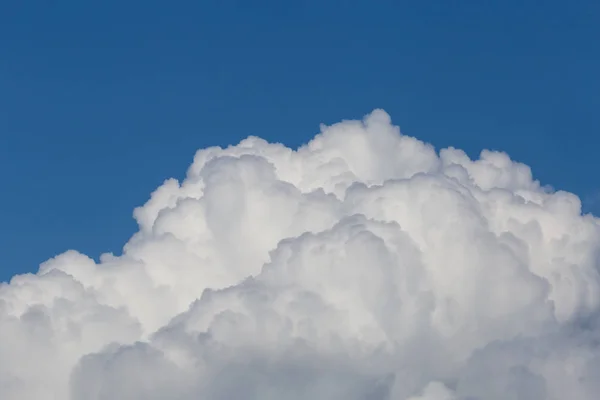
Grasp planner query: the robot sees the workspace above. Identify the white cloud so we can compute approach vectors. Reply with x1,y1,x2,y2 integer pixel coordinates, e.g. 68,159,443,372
2,109,600,399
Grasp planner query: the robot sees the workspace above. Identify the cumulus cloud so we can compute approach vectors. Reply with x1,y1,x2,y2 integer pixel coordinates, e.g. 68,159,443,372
2,109,600,399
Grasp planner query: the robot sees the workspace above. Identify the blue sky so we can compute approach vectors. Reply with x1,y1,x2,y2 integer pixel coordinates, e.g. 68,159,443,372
1,0,598,282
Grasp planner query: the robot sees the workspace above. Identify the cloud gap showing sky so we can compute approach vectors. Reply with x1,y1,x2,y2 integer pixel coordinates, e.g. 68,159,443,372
2,110,600,399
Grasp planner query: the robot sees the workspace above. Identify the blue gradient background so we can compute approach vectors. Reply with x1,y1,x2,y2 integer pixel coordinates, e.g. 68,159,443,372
1,1,598,281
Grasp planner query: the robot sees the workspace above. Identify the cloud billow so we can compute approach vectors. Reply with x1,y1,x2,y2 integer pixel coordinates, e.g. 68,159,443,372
2,110,599,399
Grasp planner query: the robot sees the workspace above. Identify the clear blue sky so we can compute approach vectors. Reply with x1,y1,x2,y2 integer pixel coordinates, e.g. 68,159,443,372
1,1,598,282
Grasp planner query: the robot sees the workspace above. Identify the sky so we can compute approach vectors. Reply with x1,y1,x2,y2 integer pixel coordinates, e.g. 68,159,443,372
3,2,600,398
1,0,599,282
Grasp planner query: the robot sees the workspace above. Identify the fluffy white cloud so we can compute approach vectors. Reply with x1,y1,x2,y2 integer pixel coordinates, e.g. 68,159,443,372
2,109,600,399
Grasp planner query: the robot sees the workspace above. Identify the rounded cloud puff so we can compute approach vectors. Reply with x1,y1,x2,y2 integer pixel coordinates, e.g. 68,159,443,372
2,109,600,399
